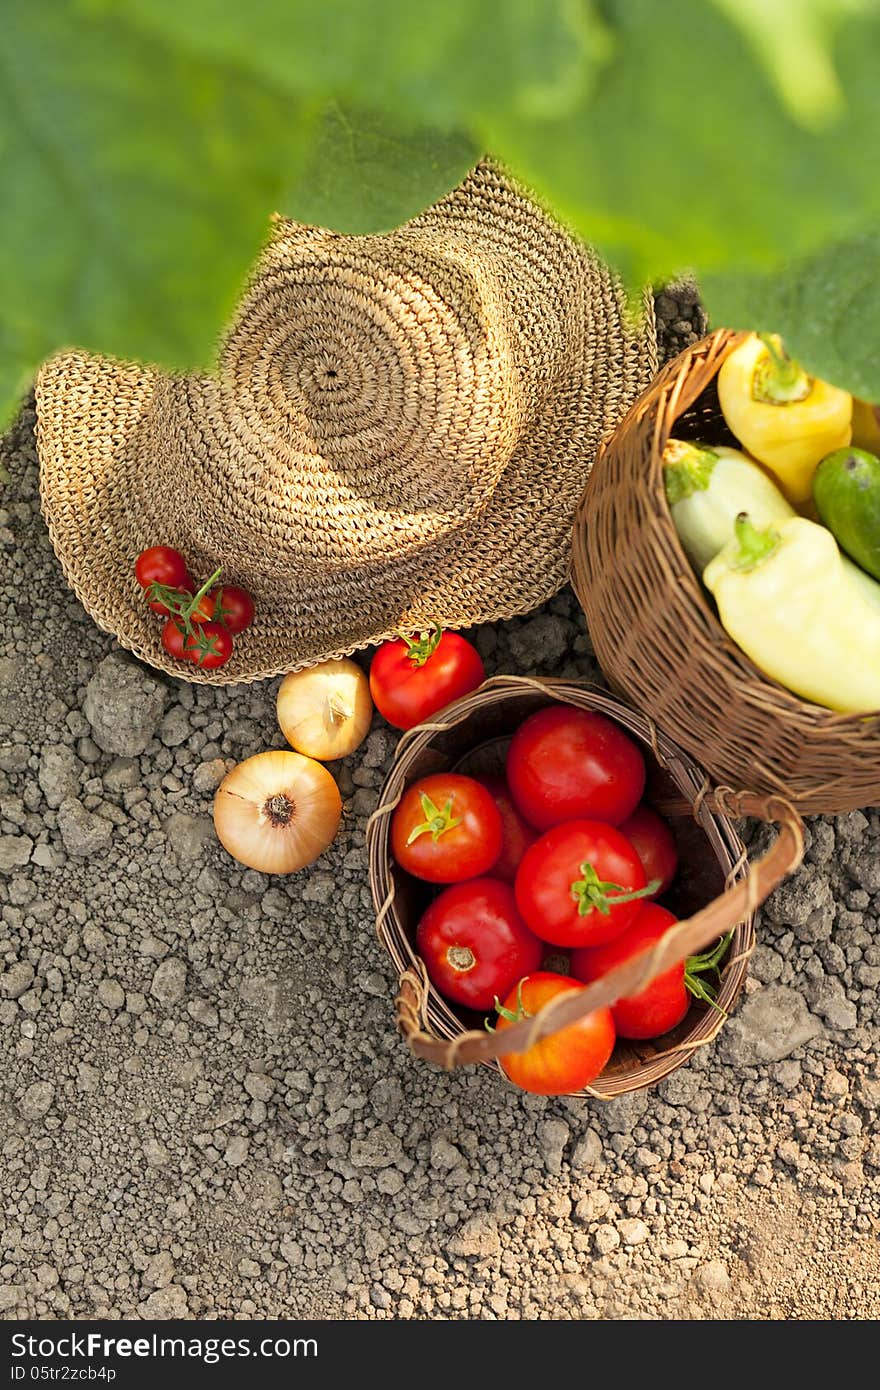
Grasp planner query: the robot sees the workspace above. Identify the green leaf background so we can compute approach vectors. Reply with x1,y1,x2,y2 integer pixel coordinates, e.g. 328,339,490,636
3,0,880,422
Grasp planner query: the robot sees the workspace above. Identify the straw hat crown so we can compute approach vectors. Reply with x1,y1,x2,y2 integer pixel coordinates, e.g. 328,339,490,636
36,161,657,682
145,176,585,580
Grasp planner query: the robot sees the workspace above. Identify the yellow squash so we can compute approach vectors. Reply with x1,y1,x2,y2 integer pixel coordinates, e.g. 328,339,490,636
717,334,851,505
703,513,880,713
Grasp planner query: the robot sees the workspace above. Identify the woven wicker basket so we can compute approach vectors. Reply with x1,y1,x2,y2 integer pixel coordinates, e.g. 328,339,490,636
367,677,803,1098
572,327,880,817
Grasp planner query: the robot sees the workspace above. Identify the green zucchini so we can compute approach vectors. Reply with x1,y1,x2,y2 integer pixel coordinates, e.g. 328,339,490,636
813,447,880,581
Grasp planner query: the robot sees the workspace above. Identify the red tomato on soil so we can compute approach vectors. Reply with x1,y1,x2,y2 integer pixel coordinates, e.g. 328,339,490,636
183,621,234,670
391,774,503,883
213,585,255,634
494,972,616,1095
619,805,678,898
369,629,484,731
416,879,544,1011
480,776,538,883
514,819,657,948
571,902,689,1040
506,706,646,831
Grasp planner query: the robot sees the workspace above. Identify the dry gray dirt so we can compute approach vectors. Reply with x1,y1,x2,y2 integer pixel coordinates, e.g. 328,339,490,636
1,291,878,1320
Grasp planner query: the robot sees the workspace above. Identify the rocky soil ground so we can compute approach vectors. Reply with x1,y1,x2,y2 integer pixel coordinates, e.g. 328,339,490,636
1,289,878,1321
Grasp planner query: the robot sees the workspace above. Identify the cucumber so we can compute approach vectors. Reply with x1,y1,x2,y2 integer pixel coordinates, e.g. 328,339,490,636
813,447,880,582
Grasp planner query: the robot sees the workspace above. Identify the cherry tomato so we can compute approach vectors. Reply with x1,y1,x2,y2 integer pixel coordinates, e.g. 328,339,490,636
135,545,190,591
571,903,688,1040
416,879,544,1011
135,547,193,616
391,774,502,883
161,618,194,664
187,591,218,624
480,776,538,884
494,972,616,1095
183,621,234,670
506,706,646,831
514,819,658,948
369,627,484,731
213,585,255,634
147,587,193,617
620,805,678,898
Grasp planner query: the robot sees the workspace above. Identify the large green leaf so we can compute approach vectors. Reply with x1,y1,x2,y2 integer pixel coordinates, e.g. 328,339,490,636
704,230,880,400
287,104,478,235
120,0,607,129
708,0,877,128
484,0,880,286
0,0,315,419
4,0,880,428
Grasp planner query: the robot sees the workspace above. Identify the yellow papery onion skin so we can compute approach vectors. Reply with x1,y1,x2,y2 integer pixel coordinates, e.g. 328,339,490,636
277,659,373,762
213,750,342,874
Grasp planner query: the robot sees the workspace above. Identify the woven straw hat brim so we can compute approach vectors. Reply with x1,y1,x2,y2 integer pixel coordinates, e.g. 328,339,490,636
35,346,643,684
35,164,657,685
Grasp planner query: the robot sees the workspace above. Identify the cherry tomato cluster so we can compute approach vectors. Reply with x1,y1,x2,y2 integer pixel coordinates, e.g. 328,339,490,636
134,546,255,671
390,704,729,1095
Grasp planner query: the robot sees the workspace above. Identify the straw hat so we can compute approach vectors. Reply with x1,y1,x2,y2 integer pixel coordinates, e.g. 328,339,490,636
35,160,657,684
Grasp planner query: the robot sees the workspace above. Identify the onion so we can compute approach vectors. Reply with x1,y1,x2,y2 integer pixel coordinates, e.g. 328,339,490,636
277,658,373,762
213,750,342,874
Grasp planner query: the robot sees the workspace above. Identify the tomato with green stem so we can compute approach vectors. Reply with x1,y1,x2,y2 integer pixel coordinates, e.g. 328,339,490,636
369,627,484,731
135,545,193,615
212,585,255,634
416,879,544,1011
391,773,502,883
161,618,194,663
619,805,678,898
571,903,731,1040
135,545,190,592
506,706,645,830
186,591,218,623
515,819,659,947
183,621,234,670
494,972,616,1095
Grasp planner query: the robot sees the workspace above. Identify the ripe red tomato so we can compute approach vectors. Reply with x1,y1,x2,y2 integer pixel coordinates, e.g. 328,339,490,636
369,628,484,731
214,585,255,634
135,546,194,614
416,879,544,1011
183,621,234,670
620,805,678,898
571,902,689,1040
514,819,658,948
480,776,538,883
161,618,194,664
494,972,616,1095
135,545,190,591
391,774,502,883
506,706,646,831
187,591,218,624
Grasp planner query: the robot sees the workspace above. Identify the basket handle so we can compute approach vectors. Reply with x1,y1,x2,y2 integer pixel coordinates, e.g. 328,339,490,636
395,788,804,1069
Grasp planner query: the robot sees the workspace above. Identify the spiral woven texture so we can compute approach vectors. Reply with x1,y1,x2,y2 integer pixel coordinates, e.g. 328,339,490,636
35,161,657,684
572,328,880,816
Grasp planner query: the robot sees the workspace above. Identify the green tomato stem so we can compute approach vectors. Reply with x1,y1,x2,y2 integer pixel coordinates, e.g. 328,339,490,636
405,791,463,845
570,861,661,918
401,624,443,667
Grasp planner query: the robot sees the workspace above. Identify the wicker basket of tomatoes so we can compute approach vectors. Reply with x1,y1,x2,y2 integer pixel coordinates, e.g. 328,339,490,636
572,328,880,816
367,677,804,1098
